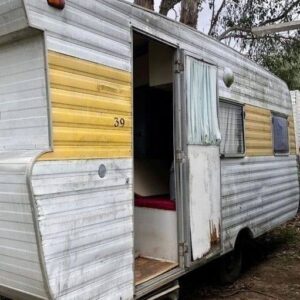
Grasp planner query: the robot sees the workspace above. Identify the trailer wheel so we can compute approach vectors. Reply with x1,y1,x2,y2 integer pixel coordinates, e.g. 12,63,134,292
218,244,242,284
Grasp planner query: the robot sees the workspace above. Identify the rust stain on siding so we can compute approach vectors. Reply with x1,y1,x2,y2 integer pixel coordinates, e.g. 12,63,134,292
209,221,220,246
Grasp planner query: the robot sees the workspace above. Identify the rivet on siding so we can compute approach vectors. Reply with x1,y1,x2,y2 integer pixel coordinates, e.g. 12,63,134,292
98,164,107,178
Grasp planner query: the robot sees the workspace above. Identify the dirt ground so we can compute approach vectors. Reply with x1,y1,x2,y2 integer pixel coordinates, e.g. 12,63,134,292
180,213,300,300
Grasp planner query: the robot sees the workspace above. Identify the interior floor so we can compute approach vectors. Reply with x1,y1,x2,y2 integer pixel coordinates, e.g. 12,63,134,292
135,257,178,286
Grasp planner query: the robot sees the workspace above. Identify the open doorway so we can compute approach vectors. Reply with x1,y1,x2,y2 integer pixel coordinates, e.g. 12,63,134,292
133,32,179,286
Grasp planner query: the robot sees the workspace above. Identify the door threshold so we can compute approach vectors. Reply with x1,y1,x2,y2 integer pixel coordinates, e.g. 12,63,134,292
135,256,178,286
135,266,184,299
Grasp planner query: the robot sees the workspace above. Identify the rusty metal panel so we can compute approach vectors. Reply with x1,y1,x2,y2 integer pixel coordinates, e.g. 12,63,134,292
31,158,134,300
244,105,273,156
221,156,299,253
40,51,132,161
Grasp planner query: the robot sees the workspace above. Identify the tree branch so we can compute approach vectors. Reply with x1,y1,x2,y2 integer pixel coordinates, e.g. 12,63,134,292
259,0,300,27
159,0,181,15
218,25,252,41
208,0,226,35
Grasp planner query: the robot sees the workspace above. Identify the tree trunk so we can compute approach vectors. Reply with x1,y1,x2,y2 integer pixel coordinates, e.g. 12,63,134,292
159,0,181,16
180,0,202,29
134,0,154,10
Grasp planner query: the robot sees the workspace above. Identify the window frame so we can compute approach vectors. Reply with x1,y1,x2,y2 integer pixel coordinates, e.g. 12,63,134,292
218,99,246,158
272,112,290,156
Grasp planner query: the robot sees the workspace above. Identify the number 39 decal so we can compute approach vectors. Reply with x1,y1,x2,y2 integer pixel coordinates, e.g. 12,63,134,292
114,117,125,128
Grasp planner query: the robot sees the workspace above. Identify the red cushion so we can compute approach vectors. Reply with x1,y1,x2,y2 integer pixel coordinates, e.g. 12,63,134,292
135,195,176,211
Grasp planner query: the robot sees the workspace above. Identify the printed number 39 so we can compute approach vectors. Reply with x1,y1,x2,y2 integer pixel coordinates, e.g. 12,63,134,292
114,117,125,127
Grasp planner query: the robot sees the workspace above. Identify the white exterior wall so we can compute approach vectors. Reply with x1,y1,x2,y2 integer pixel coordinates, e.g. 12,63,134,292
24,0,292,115
0,0,28,38
31,159,134,300
0,33,49,298
221,156,299,252
291,90,300,152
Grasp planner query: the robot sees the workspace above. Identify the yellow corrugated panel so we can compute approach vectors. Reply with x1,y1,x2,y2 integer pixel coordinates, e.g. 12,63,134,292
289,116,296,155
40,51,132,160
245,105,273,156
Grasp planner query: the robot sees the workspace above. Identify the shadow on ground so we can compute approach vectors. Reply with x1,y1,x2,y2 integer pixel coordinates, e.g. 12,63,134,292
180,214,300,300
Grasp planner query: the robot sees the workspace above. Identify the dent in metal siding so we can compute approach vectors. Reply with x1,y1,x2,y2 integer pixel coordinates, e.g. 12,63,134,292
0,34,49,151
0,151,47,299
244,105,273,156
40,51,132,161
31,158,134,300
0,33,49,298
221,156,299,252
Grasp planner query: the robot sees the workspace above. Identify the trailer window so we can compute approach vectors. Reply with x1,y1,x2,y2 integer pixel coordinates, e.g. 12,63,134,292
186,57,221,145
272,114,289,155
219,101,244,156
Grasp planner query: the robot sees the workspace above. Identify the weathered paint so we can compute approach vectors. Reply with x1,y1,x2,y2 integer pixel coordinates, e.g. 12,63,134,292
244,105,273,156
291,91,300,152
0,0,28,39
40,51,132,161
289,116,297,155
31,158,134,300
221,156,299,253
23,0,292,115
0,33,49,299
188,146,221,260
0,1,298,299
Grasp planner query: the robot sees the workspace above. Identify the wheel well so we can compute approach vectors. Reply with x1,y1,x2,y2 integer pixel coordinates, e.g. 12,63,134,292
234,227,254,249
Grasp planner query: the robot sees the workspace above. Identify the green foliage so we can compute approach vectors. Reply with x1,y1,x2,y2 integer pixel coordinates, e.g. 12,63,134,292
261,38,300,90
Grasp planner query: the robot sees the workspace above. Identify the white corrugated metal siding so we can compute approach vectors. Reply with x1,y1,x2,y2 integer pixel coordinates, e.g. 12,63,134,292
0,32,49,298
0,0,28,38
0,34,49,151
24,0,292,115
0,151,47,299
31,159,134,300
291,90,300,152
221,156,299,252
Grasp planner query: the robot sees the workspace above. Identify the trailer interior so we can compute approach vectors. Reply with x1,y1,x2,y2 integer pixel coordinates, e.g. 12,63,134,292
133,32,178,286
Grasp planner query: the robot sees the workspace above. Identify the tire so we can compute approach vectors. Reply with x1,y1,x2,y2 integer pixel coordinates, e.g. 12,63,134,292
218,245,243,285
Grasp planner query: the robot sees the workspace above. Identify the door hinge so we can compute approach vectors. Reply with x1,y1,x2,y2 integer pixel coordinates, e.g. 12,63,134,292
176,150,186,163
179,242,189,257
175,60,184,73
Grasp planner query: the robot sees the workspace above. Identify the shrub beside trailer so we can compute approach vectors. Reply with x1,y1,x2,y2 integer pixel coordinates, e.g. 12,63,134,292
0,0,299,299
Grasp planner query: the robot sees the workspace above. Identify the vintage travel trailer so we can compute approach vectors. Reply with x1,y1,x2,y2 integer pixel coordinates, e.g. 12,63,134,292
0,0,299,299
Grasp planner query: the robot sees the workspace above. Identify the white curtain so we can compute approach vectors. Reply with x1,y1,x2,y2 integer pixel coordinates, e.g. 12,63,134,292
219,101,244,154
186,57,221,145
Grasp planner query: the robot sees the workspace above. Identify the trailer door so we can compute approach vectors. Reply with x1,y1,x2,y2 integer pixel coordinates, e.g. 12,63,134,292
182,54,222,264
